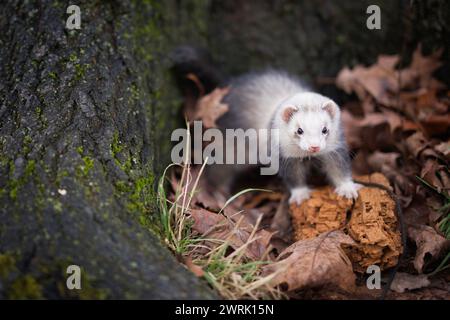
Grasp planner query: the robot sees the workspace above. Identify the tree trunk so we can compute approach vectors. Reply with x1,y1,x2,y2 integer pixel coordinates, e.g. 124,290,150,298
0,0,215,299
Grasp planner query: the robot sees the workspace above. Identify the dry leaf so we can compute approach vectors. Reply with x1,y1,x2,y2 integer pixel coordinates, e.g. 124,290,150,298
420,159,449,193
405,46,444,89
336,55,399,108
336,47,444,113
194,87,230,128
408,225,450,273
270,195,291,240
434,140,450,157
170,166,226,212
366,151,401,171
419,114,450,137
262,231,356,292
244,192,283,209
405,131,430,158
341,111,396,151
190,208,273,260
183,255,205,277
390,272,430,293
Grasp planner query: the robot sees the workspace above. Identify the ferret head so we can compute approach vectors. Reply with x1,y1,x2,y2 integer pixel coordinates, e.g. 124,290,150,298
276,92,341,157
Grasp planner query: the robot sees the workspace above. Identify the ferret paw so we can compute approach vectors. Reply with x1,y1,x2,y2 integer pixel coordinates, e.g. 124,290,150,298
334,181,361,199
289,187,311,205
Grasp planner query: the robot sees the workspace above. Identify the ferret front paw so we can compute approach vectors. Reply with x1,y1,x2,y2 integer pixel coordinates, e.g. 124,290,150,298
289,187,311,205
334,181,361,199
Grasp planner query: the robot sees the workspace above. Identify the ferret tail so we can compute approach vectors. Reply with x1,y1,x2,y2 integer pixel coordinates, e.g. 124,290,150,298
170,45,224,97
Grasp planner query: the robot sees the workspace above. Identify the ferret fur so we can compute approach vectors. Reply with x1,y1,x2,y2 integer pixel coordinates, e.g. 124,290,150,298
216,70,360,204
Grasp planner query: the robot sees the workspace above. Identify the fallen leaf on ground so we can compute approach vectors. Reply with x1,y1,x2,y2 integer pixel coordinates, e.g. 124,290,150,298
366,151,401,171
390,272,430,293
262,230,356,292
341,111,396,151
270,195,292,242
244,192,283,209
190,208,273,260
193,87,230,128
420,159,449,193
336,47,444,113
408,225,450,273
183,255,205,277
434,140,450,157
405,131,430,158
336,55,400,108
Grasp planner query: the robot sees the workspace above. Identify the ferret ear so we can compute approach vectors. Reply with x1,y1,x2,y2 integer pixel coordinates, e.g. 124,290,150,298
281,106,298,123
322,100,339,119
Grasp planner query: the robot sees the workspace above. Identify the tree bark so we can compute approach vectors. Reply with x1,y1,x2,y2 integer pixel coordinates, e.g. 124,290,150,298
0,0,215,299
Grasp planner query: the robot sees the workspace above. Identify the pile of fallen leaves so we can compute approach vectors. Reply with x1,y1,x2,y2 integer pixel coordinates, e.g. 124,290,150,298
161,46,449,299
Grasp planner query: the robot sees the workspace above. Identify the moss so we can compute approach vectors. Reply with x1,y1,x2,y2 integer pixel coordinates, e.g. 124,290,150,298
35,106,48,128
25,160,36,176
50,198,63,213
8,159,36,200
35,106,42,117
126,175,154,213
112,169,158,235
115,180,131,193
9,182,18,200
56,263,109,300
69,53,78,63
77,272,109,300
74,63,90,81
22,135,32,155
7,275,43,299
76,156,94,178
129,83,140,103
67,50,89,82
110,131,134,174
55,169,69,186
48,72,57,80
111,131,123,157
0,254,17,279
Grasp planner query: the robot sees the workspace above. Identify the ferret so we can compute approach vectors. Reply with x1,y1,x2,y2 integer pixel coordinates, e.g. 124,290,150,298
216,70,361,204
171,47,360,204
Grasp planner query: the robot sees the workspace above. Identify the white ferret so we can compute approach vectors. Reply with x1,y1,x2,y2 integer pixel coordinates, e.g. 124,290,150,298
215,70,361,204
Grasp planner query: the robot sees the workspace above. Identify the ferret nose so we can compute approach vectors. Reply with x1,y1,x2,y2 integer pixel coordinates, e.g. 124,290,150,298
309,146,320,153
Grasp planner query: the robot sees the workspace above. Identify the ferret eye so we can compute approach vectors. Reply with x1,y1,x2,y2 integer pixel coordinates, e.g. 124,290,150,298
322,127,329,134
297,128,304,135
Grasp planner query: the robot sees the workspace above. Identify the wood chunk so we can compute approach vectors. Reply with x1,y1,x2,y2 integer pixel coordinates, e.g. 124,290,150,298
290,173,402,272
290,187,352,240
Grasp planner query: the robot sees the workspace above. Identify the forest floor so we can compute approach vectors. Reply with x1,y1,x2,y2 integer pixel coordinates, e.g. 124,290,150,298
157,47,449,300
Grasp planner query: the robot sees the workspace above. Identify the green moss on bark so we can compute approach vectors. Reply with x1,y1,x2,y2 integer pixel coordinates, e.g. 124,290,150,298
7,275,43,300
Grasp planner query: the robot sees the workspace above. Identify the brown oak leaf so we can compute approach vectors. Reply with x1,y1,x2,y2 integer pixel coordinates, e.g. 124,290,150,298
190,208,273,260
194,87,229,128
262,230,356,292
408,225,450,273
390,272,430,293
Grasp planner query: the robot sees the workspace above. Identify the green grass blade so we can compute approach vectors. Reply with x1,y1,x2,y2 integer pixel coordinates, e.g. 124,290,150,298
218,188,273,214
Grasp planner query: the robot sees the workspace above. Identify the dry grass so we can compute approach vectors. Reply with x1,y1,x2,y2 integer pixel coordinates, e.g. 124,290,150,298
156,129,285,299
